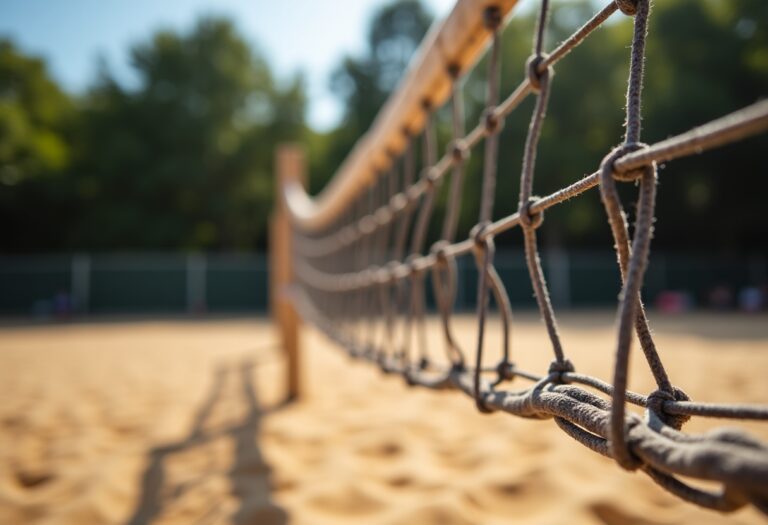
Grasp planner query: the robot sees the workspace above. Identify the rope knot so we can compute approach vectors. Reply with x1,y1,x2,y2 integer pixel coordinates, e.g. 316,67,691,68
430,240,451,266
496,360,516,382
449,138,469,163
470,221,492,251
475,393,494,414
481,107,503,136
422,166,440,188
616,0,639,16
547,358,575,383
525,53,552,93
599,142,651,183
519,197,544,230
646,387,691,430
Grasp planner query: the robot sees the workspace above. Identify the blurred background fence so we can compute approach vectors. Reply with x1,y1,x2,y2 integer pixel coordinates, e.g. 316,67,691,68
2,250,764,317
0,253,268,316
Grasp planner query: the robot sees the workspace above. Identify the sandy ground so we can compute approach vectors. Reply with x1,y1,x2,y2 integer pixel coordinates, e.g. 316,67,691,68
0,312,766,524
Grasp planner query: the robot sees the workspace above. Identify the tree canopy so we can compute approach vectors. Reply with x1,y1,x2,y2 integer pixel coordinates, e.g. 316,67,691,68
0,0,766,254
2,17,306,252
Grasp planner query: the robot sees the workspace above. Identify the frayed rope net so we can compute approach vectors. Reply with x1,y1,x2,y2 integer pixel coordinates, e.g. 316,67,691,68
287,0,768,513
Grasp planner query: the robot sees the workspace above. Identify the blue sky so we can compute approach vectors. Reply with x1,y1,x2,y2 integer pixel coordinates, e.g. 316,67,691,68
0,0,455,130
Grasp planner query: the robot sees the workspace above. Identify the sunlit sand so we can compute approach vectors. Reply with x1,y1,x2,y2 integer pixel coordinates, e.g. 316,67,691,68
0,313,766,524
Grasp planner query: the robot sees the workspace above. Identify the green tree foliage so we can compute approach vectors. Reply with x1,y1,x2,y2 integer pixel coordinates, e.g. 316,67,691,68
325,0,767,252
490,0,768,252
1,0,766,255
69,17,305,251
641,0,768,251
0,40,72,183
1,17,306,252
0,39,75,251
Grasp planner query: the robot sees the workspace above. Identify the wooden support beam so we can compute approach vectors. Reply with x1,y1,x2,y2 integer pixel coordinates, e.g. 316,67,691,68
271,144,305,402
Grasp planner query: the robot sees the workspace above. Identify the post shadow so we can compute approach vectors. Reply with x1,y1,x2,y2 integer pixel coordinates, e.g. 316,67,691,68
126,357,287,525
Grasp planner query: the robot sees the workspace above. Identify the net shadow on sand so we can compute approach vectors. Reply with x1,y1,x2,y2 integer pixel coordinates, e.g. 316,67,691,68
126,357,287,525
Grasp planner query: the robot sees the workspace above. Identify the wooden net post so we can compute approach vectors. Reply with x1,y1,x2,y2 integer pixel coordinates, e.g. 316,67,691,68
271,144,305,402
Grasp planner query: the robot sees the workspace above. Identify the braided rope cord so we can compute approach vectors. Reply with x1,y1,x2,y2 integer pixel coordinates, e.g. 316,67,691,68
290,0,768,513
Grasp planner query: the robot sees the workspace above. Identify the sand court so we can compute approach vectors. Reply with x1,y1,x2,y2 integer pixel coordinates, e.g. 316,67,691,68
0,313,766,524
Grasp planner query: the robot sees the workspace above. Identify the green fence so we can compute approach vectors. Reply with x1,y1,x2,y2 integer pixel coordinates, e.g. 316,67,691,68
0,251,764,317
0,253,268,316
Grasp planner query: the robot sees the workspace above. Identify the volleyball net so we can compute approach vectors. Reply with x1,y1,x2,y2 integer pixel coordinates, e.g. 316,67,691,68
272,0,768,513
